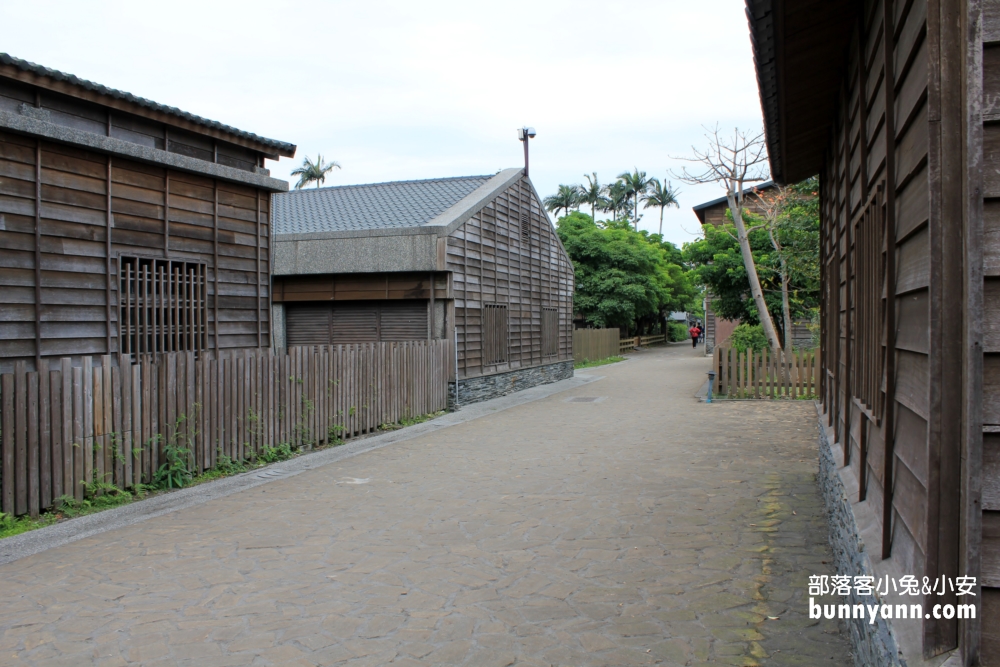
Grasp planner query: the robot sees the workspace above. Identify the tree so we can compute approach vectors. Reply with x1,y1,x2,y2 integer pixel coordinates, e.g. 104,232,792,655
578,173,606,224
643,177,681,237
602,180,630,222
556,211,697,331
757,178,820,345
682,177,819,346
617,168,651,231
673,126,781,349
291,154,341,189
754,185,795,346
543,185,582,218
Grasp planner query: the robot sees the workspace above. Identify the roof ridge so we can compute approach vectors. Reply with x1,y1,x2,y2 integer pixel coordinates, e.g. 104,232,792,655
282,173,496,194
0,52,295,154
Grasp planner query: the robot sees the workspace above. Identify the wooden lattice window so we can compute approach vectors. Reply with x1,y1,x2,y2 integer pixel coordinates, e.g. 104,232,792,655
119,256,207,356
542,307,558,357
851,182,886,418
482,303,509,365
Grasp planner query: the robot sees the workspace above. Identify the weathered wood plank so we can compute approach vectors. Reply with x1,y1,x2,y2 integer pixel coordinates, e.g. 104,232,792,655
1,373,14,514
82,356,93,496
49,369,62,501
60,358,73,498
984,435,1000,511
14,361,27,515
38,369,50,508
26,371,39,516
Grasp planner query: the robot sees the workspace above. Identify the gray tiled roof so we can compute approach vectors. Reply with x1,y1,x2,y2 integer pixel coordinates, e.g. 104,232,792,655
0,53,296,155
273,175,494,235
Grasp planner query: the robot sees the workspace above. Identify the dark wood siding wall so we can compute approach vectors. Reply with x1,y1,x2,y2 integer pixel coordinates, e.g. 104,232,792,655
0,131,272,372
819,0,985,658
447,177,574,379
980,1,1000,661
0,79,268,169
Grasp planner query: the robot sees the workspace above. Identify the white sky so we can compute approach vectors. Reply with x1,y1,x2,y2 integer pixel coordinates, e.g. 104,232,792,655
0,0,765,248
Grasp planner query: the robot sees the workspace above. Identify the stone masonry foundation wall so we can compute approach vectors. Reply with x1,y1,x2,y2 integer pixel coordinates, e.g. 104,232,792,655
817,421,905,667
449,361,574,408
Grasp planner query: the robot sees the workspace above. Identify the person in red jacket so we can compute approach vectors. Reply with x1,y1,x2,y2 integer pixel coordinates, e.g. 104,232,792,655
689,323,702,348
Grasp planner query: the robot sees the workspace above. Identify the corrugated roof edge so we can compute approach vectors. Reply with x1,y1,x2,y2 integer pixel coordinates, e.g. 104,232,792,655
0,52,296,156
691,181,775,213
279,173,496,196
274,169,524,242
271,169,574,266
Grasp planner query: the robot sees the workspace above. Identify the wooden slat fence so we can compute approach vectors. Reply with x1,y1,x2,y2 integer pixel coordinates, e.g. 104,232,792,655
0,340,451,518
573,328,620,362
640,334,666,346
713,346,818,399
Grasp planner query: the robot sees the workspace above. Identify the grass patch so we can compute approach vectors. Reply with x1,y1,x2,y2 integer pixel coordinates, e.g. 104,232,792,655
0,481,157,539
575,356,625,369
0,512,58,539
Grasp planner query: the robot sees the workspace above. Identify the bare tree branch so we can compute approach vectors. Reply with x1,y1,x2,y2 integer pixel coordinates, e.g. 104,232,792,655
670,124,782,350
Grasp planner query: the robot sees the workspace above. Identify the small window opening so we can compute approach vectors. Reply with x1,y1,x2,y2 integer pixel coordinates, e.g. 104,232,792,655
483,303,509,365
119,256,207,357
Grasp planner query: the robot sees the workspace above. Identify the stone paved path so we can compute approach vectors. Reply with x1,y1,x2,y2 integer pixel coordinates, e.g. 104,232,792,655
0,344,852,666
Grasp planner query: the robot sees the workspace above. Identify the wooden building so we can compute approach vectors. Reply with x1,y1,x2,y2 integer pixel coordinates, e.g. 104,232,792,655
746,0,997,663
0,53,295,373
271,169,575,405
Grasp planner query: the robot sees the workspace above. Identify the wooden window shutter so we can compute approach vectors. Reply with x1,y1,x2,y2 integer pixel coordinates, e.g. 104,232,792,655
851,181,887,420
286,300,430,345
482,303,509,365
379,301,429,341
330,304,379,343
542,307,558,357
285,304,333,347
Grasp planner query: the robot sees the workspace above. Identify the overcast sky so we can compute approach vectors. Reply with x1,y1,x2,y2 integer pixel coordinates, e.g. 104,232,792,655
0,0,764,247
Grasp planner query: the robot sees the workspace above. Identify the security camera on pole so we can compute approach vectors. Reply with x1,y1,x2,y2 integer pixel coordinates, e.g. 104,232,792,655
517,127,536,177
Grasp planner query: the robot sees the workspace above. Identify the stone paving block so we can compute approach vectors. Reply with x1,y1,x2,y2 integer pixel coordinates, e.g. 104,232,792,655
0,346,852,666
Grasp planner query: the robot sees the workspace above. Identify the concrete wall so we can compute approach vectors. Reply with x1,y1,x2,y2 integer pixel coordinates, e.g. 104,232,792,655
271,303,286,352
273,231,441,276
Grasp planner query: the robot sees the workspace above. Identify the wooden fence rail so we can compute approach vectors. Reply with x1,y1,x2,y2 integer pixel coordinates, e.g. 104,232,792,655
1,340,451,518
573,329,621,362
640,334,666,347
713,346,818,399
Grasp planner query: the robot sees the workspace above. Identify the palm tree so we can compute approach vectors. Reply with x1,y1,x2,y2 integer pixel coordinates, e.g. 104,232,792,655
603,180,630,221
642,177,681,236
543,185,581,219
291,154,341,189
617,169,652,231
578,173,605,223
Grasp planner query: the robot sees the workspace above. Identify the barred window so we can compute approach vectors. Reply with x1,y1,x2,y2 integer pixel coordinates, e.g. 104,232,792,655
542,307,558,357
482,303,509,365
851,182,886,418
119,256,207,356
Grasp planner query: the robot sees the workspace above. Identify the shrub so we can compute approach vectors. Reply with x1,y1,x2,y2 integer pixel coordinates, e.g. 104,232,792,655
668,322,690,342
727,323,769,354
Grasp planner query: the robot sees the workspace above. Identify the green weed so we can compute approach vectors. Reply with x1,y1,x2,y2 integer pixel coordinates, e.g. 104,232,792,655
378,410,446,431
574,356,625,369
